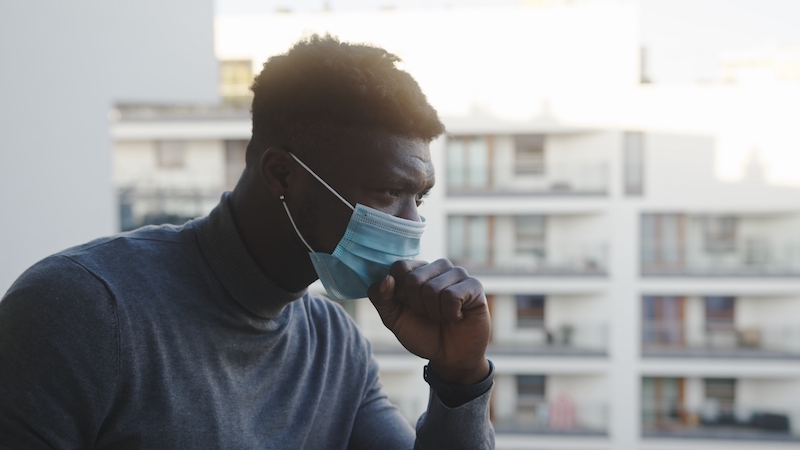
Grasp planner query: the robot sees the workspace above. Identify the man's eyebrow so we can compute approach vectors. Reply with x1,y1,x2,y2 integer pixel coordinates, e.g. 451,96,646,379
388,175,433,192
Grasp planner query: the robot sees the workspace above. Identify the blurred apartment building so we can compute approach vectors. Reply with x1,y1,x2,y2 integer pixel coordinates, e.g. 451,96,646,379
110,3,800,450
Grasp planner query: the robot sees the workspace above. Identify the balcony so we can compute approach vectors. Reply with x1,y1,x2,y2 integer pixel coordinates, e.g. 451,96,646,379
642,403,800,441
447,161,609,197
642,322,800,359
118,187,220,231
451,243,608,276
641,214,800,277
493,399,608,436
445,134,610,197
642,242,800,276
449,214,609,276
490,323,608,357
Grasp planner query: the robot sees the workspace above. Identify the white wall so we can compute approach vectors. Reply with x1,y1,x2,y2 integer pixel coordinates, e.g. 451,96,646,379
0,0,218,294
644,132,800,211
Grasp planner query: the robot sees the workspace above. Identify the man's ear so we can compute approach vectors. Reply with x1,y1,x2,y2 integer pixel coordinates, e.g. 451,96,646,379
259,147,293,198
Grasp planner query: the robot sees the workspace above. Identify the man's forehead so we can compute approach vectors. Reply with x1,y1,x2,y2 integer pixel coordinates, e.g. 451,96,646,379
342,133,430,166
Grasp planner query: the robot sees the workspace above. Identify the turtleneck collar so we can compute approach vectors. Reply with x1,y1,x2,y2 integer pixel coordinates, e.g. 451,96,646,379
194,192,307,319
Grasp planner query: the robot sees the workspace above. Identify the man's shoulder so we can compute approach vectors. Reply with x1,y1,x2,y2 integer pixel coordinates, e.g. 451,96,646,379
61,221,197,259
3,221,201,307
60,221,199,277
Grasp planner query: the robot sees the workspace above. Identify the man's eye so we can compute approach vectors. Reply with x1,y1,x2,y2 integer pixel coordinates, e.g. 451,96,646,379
383,190,400,197
416,191,430,206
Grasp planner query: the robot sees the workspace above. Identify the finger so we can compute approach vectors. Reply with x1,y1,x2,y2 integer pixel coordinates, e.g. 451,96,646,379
403,259,454,319
388,259,427,305
367,274,399,329
419,265,470,322
439,276,487,322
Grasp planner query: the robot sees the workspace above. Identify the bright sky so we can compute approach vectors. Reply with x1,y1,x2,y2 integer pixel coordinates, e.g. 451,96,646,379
216,0,800,84
214,0,800,185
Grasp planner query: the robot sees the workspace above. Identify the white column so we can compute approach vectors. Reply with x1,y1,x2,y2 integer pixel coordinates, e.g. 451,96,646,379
608,131,640,449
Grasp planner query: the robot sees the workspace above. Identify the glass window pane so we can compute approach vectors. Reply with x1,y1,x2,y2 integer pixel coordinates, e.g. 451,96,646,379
516,295,545,328
447,216,466,262
514,135,545,175
624,132,644,195
468,216,489,265
641,214,656,265
703,216,737,253
705,296,735,327
447,138,465,188
515,215,545,258
467,137,488,188
660,214,681,264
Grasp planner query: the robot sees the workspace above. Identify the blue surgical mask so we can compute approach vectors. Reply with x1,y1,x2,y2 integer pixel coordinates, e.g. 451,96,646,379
280,152,426,301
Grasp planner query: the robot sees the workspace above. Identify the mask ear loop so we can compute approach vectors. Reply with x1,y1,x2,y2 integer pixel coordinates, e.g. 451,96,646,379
280,195,315,253
287,152,356,211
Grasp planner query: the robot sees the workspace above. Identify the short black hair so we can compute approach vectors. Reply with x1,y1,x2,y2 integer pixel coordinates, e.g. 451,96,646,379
248,34,445,162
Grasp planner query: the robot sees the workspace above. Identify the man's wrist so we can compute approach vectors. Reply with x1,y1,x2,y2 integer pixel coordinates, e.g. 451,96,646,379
427,358,491,386
424,359,494,408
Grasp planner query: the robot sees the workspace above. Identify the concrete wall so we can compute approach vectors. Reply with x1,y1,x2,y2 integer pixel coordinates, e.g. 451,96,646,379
0,0,217,294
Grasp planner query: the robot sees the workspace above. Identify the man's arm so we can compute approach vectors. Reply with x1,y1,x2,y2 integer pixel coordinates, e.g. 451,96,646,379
0,256,118,449
366,259,495,449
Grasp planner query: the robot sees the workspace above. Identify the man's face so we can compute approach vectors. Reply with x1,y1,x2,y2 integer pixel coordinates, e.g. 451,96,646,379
292,131,435,255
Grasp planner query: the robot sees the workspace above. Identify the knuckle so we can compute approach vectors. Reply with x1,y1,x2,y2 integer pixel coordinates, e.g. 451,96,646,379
440,285,461,303
468,276,483,290
391,259,412,272
451,266,470,279
404,271,425,289
434,258,455,269
420,282,440,300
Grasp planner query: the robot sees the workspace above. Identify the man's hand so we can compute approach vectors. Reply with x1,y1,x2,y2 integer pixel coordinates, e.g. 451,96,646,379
367,259,491,386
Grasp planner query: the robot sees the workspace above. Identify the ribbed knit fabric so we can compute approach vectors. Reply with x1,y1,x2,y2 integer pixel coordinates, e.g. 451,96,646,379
0,193,494,449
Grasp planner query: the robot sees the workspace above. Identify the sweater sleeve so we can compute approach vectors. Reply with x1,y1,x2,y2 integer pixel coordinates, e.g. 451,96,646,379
347,348,494,450
0,256,119,450
414,386,495,450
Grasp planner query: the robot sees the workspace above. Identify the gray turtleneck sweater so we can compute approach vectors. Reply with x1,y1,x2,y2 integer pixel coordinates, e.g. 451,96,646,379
0,194,494,449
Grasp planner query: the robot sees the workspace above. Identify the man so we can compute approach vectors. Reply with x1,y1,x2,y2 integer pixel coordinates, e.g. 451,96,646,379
0,35,494,449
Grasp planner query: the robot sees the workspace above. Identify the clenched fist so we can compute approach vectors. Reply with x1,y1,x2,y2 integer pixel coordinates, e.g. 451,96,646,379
367,259,491,385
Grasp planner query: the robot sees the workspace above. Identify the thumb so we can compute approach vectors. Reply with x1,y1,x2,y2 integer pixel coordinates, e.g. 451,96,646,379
367,274,401,329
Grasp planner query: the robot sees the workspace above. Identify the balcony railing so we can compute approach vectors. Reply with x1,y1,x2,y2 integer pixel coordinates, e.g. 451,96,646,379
453,243,608,276
642,322,800,358
447,162,608,196
490,324,608,356
118,187,221,231
642,403,800,441
494,399,608,436
641,241,800,276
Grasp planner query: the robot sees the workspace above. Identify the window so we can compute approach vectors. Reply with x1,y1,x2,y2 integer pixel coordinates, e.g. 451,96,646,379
624,132,644,195
642,377,683,427
514,135,545,175
225,140,248,190
641,213,686,271
704,378,736,418
446,136,489,190
515,215,545,259
704,296,735,329
516,295,545,328
703,215,736,253
156,141,186,169
219,59,253,102
642,296,684,346
517,375,546,406
447,215,490,267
